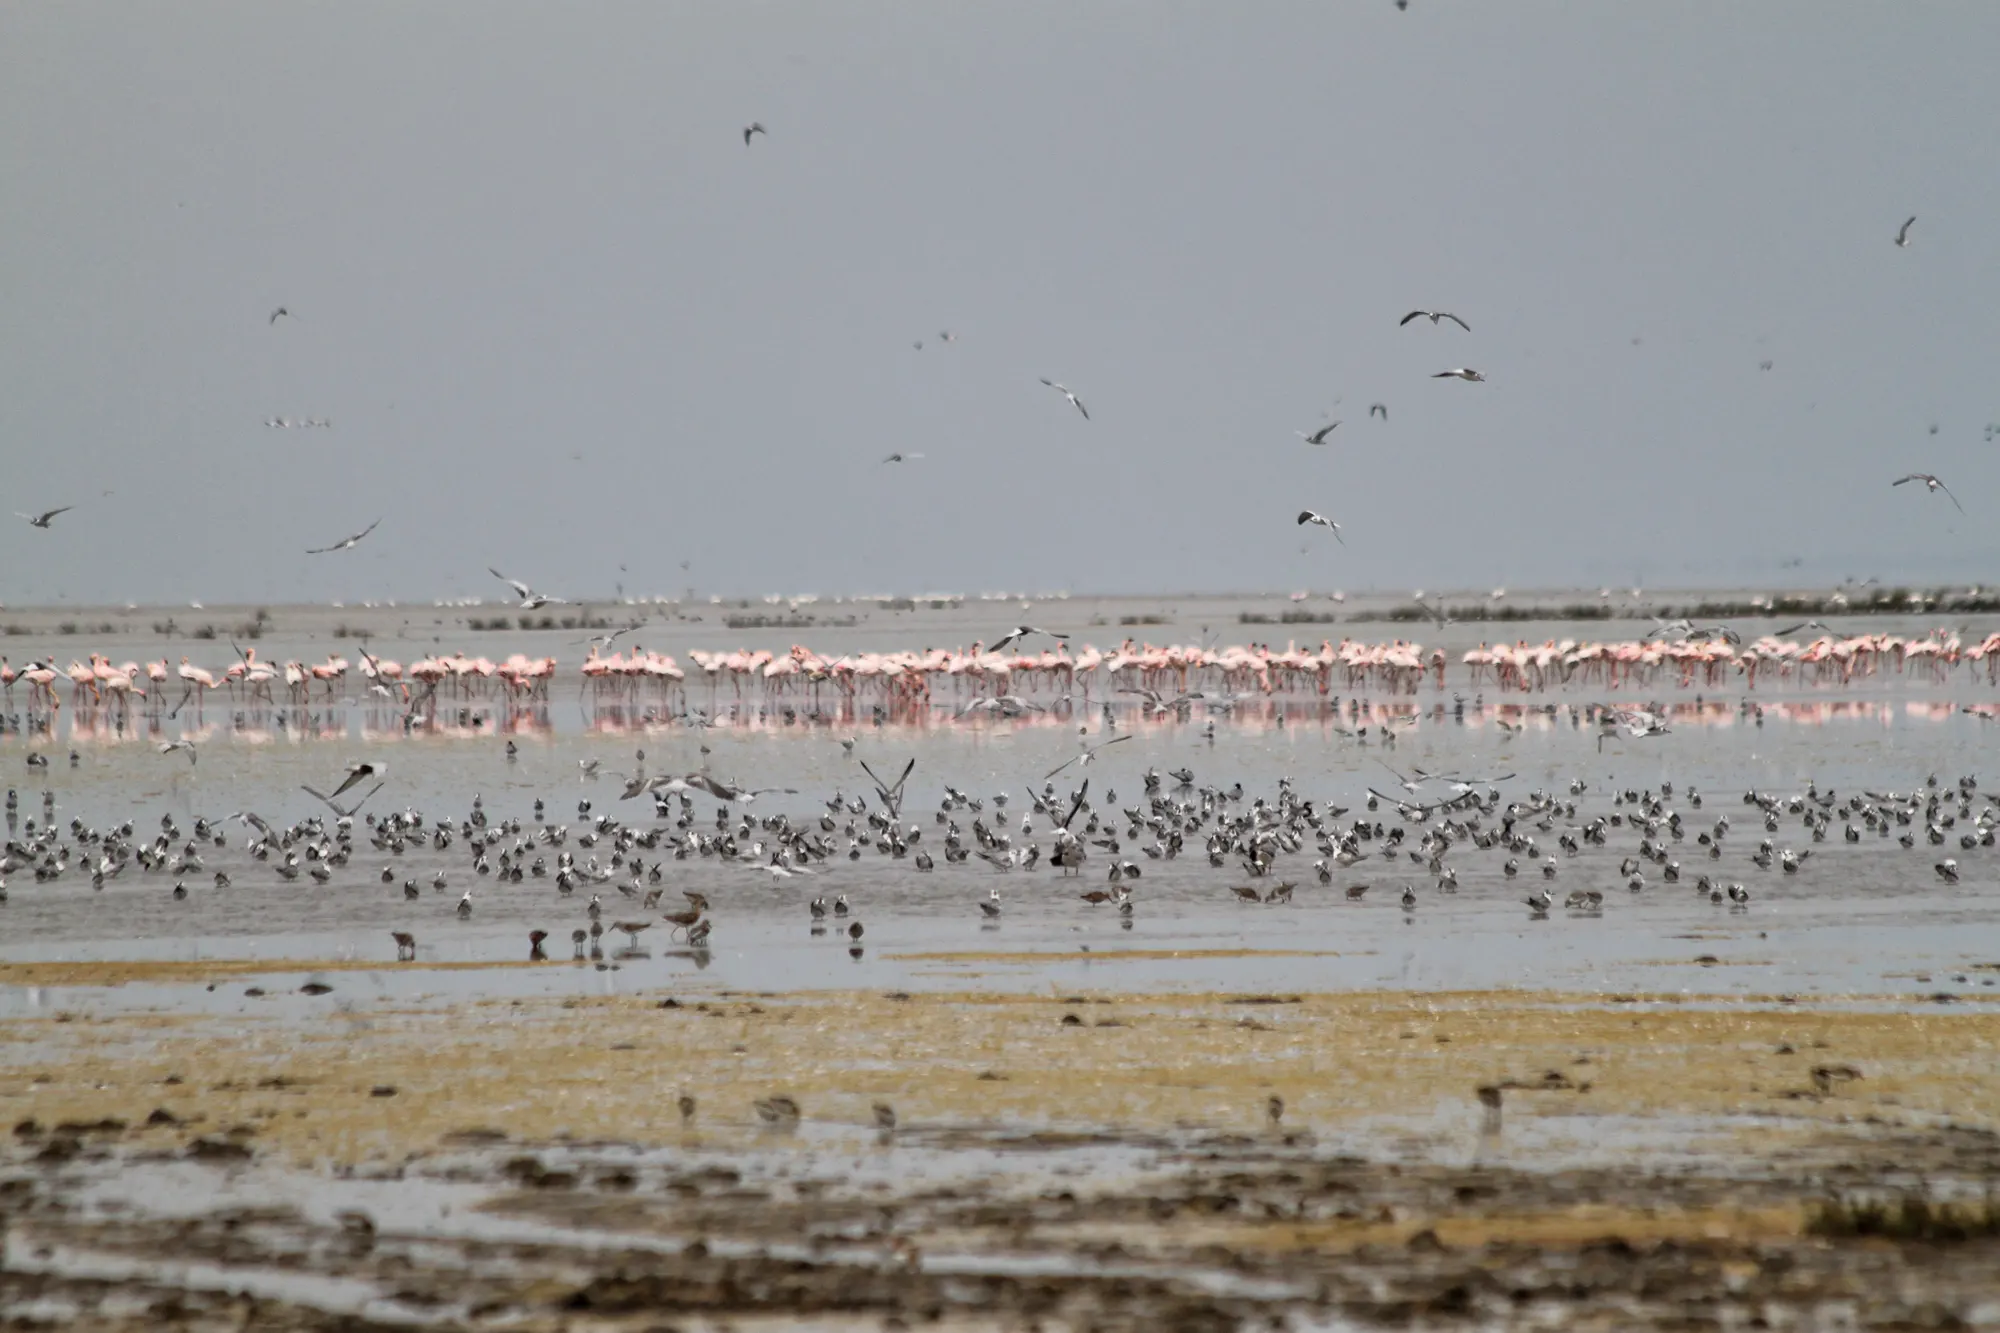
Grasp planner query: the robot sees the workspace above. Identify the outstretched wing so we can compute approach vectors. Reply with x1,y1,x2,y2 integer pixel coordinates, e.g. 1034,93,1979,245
1059,779,1090,829
1297,511,1315,526
1399,311,1425,326
1442,313,1471,332
1892,474,1921,487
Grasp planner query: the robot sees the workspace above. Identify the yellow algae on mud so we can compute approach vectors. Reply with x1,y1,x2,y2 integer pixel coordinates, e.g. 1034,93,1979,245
4,988,1996,1171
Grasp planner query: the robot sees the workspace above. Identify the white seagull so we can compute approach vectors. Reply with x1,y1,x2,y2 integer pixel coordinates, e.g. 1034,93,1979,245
1296,423,1341,445
987,625,1069,653
1297,511,1344,543
305,518,381,554
1400,310,1471,331
489,567,566,609
1893,473,1964,513
1895,216,1916,248
1039,379,1089,419
16,506,73,529
1046,731,1131,779
1433,368,1485,382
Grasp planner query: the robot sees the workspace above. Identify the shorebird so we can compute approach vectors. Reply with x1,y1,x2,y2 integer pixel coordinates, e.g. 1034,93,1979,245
16,506,73,529
391,931,417,962
1038,378,1089,419
1046,731,1131,779
987,625,1069,653
1296,511,1344,542
979,888,1002,918
306,518,381,554
881,452,925,463
1432,368,1485,382
1296,422,1340,445
873,1102,897,1131
269,306,290,324
754,1094,800,1124
1895,216,1915,248
327,760,384,799
1892,473,1964,513
489,567,565,609
157,740,197,765
1369,404,1388,420
743,122,766,145
456,891,473,919
1400,310,1470,331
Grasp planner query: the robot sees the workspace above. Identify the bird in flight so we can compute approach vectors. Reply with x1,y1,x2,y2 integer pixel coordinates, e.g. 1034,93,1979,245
987,625,1069,653
1039,379,1089,419
1370,404,1388,421
1893,473,1964,513
305,518,380,554
1895,216,1916,248
16,506,73,529
269,306,290,325
327,760,384,799
489,567,565,609
1297,511,1344,542
1433,368,1485,382
157,739,197,765
1296,423,1340,445
1401,310,1471,332
743,122,766,145
882,452,925,464
1046,731,1131,780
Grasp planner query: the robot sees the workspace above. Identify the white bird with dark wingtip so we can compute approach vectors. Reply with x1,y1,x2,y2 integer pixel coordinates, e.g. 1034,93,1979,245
1401,310,1471,331
305,518,381,554
489,567,566,610
1895,216,1916,248
1432,368,1485,382
1296,422,1340,445
1297,511,1344,543
16,506,73,530
1893,473,1964,513
157,740,197,765
987,625,1069,653
1039,379,1089,419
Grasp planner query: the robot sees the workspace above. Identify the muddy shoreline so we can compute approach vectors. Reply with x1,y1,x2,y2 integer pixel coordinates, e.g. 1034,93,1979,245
6,983,1999,1328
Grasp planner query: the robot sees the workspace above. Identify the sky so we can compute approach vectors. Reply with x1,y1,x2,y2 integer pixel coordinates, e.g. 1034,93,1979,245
3,3,1998,608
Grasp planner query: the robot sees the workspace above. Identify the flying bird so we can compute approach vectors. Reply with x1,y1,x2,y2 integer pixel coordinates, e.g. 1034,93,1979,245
1296,423,1340,445
987,625,1069,653
489,567,565,609
1401,310,1471,331
1433,368,1485,382
882,452,925,464
1039,379,1089,419
16,506,73,529
157,740,197,765
327,760,383,799
305,518,380,553
269,306,290,324
1369,404,1388,421
1297,511,1344,543
743,122,766,145
1046,732,1132,780
1893,473,1964,513
1895,216,1916,248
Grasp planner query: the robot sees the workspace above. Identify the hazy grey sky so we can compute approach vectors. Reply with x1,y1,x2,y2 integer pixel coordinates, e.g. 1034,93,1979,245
4,3,1997,607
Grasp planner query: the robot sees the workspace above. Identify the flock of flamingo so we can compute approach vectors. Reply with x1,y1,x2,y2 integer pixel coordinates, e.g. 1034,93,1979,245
6,626,2000,722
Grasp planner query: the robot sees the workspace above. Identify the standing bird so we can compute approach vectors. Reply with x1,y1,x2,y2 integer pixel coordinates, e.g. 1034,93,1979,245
1893,473,1964,513
1296,422,1341,445
1400,310,1471,331
1297,511,1344,542
1895,216,1916,248
1038,379,1089,419
743,122,766,145
306,518,381,554
1432,368,1485,382
16,506,73,529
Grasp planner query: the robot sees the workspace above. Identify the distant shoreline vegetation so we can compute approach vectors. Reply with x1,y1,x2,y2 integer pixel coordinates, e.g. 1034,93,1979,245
1245,587,2000,628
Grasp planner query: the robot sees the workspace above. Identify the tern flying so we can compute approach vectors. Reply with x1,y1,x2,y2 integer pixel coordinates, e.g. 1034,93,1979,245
987,625,1069,654
1401,310,1471,331
1895,216,1915,248
327,760,383,798
157,740,197,765
16,506,73,529
1369,404,1388,420
1039,379,1089,419
1433,368,1485,382
1893,473,1964,513
882,452,925,463
1297,511,1344,542
269,306,290,324
305,518,381,553
743,122,766,145
1296,423,1340,445
1046,732,1131,779
489,567,565,609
